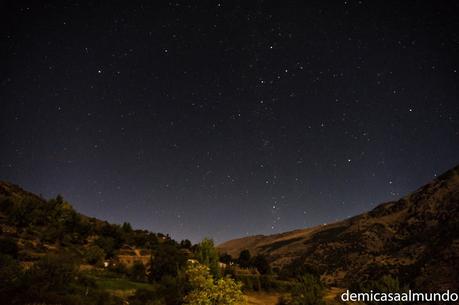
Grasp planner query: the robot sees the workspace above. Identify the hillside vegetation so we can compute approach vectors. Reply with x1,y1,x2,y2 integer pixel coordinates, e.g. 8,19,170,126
1,164,458,304
0,182,244,305
219,165,459,292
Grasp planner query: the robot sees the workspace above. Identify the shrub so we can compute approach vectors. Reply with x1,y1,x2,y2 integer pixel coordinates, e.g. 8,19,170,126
130,261,147,282
252,254,271,275
238,250,251,268
148,243,186,282
194,238,221,279
129,287,164,305
183,261,245,305
288,274,325,305
357,275,409,305
84,245,106,265
0,237,18,258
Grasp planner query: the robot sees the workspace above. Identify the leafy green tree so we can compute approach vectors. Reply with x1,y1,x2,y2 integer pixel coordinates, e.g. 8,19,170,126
183,261,245,305
195,238,221,279
238,250,251,268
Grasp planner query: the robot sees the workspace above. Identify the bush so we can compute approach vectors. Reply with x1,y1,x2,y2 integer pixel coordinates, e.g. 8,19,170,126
0,253,124,305
158,274,187,305
183,261,245,305
25,254,79,293
0,237,18,258
0,254,22,296
130,261,147,282
236,274,261,291
288,274,325,305
279,259,320,280
85,245,106,265
238,249,251,268
148,243,186,282
129,287,164,305
355,275,409,305
109,262,128,275
95,236,117,258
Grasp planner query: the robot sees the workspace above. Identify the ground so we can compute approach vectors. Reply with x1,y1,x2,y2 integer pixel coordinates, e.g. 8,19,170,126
244,292,281,305
243,288,364,305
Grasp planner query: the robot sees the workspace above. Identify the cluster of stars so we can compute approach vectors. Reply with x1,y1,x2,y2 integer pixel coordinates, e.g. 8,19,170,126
1,1,458,243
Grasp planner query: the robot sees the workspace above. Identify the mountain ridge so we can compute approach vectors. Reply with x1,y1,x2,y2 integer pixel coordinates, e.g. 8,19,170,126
218,165,459,291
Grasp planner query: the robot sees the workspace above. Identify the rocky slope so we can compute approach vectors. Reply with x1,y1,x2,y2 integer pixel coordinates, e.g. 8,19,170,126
219,165,459,291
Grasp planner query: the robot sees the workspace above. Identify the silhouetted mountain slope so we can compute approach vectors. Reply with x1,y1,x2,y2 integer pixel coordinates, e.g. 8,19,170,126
219,165,459,291
0,181,173,264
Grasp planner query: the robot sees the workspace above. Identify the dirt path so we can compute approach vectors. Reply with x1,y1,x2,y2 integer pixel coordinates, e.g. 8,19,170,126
324,287,345,304
245,292,281,305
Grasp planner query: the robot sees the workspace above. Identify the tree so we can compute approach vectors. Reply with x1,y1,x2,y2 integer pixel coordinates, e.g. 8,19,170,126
24,254,78,294
180,239,192,249
84,245,106,265
238,250,251,268
94,236,116,258
252,254,271,275
130,261,146,282
279,259,319,280
8,199,33,227
99,223,124,247
158,273,188,305
55,194,64,204
148,243,186,282
195,238,221,279
219,253,232,265
122,222,133,233
183,261,245,305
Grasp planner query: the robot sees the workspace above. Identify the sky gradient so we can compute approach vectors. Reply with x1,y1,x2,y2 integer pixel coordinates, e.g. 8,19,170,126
1,1,458,243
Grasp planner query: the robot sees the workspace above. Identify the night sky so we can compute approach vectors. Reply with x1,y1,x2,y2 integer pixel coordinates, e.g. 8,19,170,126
1,1,458,243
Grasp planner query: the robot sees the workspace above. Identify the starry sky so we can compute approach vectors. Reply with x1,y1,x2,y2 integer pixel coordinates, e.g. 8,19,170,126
1,1,458,243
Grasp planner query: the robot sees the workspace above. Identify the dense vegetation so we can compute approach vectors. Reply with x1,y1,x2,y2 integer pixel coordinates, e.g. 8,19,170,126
0,182,412,305
0,183,247,305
